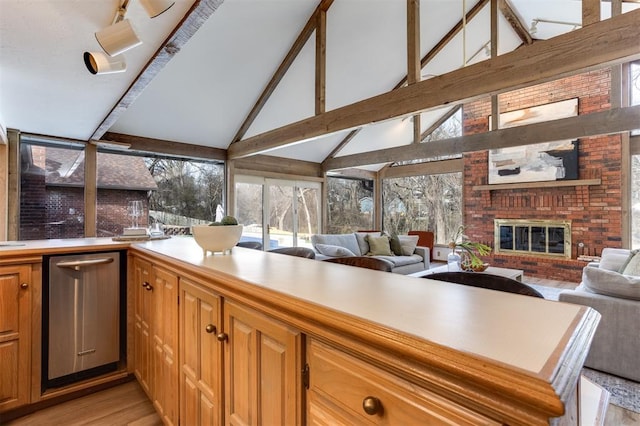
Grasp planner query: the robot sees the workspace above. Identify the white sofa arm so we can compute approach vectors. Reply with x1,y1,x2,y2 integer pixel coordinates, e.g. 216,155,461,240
413,246,430,268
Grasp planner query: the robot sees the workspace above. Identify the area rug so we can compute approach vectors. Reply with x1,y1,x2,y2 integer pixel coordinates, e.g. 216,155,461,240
582,368,640,414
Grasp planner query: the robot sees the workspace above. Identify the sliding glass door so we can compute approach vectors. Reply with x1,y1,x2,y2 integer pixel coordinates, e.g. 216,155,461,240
235,176,320,250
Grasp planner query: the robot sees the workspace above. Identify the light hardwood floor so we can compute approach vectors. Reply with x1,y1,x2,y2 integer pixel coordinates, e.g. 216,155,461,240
5,381,161,426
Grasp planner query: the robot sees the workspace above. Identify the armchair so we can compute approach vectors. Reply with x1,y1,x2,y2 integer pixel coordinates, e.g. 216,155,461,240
558,248,640,382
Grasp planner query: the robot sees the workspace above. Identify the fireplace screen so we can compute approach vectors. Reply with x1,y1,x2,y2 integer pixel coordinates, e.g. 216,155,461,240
495,220,571,258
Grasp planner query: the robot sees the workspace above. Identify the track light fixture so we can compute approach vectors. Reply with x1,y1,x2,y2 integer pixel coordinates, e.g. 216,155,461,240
84,0,174,75
84,52,127,75
140,0,175,18
95,18,142,57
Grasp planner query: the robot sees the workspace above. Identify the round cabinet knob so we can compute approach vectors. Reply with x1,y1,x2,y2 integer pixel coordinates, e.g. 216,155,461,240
20,282,29,289
145,284,153,291
205,324,216,334
216,333,228,342
142,281,149,288
362,396,382,416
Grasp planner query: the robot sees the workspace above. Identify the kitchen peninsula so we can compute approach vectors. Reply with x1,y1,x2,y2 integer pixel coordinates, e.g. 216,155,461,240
0,237,600,425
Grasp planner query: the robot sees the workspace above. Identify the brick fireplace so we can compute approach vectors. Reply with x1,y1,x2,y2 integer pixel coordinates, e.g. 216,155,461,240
462,69,622,282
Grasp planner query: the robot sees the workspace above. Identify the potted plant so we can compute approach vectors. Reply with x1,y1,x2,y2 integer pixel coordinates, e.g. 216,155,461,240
448,225,492,271
192,215,243,255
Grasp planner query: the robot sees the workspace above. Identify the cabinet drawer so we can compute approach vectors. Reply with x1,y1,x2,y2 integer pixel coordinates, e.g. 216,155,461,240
307,339,499,425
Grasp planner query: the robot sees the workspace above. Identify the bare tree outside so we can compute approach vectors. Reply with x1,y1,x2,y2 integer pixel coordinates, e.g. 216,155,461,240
146,157,225,226
383,174,462,243
326,177,374,233
382,109,463,243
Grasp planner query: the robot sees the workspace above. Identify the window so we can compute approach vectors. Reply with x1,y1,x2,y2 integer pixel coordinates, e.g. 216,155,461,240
382,173,462,243
631,61,640,136
235,176,321,249
326,177,374,234
18,134,225,240
632,155,640,249
19,137,86,240
97,151,224,237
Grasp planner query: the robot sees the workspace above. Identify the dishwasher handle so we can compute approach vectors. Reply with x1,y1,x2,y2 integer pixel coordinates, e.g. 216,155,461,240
55,257,114,271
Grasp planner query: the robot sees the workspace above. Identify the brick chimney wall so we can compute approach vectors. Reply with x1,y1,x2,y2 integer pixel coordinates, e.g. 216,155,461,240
462,69,622,282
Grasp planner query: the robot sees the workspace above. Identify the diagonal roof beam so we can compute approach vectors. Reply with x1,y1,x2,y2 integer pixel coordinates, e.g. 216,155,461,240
230,0,334,144
91,0,225,141
499,0,533,45
323,0,489,162
227,8,640,160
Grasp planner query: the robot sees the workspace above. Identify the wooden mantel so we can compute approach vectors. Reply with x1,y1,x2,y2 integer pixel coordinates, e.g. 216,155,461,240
472,178,602,191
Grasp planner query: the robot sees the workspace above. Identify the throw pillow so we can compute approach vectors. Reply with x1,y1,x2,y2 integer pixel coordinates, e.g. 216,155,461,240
598,248,633,271
397,235,419,256
389,234,403,256
619,249,640,274
355,232,380,256
582,266,640,300
621,250,640,276
315,244,356,258
366,235,393,256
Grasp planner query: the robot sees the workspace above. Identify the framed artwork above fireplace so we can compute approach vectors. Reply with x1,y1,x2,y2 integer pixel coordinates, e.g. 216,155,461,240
488,98,579,185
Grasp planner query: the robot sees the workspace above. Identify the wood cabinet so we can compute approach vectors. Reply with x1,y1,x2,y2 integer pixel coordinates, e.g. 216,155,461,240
0,264,33,412
223,300,303,426
132,256,178,425
179,278,223,426
151,266,179,425
133,257,152,396
179,277,303,426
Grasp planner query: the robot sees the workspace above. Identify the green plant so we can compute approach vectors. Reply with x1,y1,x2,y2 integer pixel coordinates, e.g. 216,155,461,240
209,215,238,226
448,225,491,267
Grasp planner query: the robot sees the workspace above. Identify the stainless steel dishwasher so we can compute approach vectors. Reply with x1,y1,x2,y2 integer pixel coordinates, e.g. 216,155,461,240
43,250,125,389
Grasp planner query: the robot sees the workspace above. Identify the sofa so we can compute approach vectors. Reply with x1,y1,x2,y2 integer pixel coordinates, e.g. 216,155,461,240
558,248,640,382
310,232,429,275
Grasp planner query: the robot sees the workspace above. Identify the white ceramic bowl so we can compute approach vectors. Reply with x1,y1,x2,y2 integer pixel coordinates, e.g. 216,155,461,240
191,224,243,255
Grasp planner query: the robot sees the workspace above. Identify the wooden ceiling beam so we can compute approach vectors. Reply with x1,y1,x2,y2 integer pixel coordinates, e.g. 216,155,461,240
407,0,421,144
582,0,601,26
323,105,640,171
231,0,335,144
102,132,226,160
228,9,640,160
90,0,225,141
315,8,327,114
498,0,533,45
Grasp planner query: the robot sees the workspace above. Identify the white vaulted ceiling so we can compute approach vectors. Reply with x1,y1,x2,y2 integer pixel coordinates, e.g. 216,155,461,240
1,0,638,169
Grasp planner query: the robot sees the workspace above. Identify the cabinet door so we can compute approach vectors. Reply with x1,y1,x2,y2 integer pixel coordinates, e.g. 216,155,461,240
133,257,152,397
0,264,32,412
152,266,179,426
224,300,303,426
180,278,222,426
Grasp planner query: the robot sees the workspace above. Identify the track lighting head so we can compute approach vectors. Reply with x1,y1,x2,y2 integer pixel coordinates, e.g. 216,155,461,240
139,0,175,18
83,52,127,75
95,19,142,57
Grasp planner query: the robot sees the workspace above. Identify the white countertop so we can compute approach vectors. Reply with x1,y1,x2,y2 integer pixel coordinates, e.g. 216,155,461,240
133,237,588,379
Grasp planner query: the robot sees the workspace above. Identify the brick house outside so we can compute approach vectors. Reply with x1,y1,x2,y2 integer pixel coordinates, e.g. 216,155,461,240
20,146,157,240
